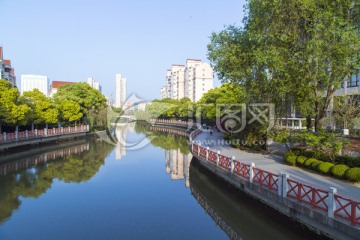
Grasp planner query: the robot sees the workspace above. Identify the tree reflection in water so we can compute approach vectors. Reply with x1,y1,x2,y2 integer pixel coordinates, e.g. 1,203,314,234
0,138,114,223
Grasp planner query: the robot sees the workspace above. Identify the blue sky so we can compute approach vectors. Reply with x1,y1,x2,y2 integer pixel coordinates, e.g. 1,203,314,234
1,0,245,101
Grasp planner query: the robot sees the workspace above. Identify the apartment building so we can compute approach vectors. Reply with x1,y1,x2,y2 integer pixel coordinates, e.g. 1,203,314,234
0,47,16,87
161,59,214,102
21,75,49,96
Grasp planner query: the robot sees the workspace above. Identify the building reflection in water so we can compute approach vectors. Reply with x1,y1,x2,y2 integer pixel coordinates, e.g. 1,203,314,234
114,123,135,160
165,149,192,188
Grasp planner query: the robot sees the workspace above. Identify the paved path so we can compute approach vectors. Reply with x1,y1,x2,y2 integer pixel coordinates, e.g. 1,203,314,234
194,131,360,200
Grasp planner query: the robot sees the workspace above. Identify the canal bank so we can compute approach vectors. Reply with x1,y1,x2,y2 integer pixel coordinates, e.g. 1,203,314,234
189,128,360,240
0,125,89,151
150,120,359,239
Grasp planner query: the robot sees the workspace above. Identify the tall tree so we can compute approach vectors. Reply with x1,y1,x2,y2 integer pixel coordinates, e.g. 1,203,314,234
54,83,107,116
208,0,360,131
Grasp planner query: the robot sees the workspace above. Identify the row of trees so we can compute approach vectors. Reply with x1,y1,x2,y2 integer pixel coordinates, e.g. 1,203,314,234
136,83,245,124
0,79,108,132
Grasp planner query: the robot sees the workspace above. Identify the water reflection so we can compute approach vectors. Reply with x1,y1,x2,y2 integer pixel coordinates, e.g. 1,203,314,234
0,138,114,224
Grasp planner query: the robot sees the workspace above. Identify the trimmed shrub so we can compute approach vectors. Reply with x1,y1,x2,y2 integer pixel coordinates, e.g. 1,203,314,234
285,154,297,166
331,164,350,179
318,162,334,174
304,158,317,168
310,159,323,171
296,156,307,166
345,168,360,182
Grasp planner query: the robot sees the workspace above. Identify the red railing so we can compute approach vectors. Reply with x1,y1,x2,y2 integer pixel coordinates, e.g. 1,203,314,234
187,121,360,227
218,155,231,171
199,146,207,159
286,179,328,211
192,144,199,153
0,125,88,144
253,168,278,191
208,149,217,164
233,160,250,179
334,195,360,226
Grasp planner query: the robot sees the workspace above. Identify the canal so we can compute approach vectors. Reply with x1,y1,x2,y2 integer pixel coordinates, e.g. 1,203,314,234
0,123,315,240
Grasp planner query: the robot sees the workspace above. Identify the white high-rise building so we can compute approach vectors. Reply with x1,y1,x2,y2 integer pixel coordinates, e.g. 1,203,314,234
115,74,127,108
169,64,185,100
160,86,167,99
192,62,214,102
21,75,49,96
162,59,214,102
87,77,101,92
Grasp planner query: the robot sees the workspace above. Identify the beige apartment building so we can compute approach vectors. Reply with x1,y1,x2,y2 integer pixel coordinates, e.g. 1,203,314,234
161,59,213,102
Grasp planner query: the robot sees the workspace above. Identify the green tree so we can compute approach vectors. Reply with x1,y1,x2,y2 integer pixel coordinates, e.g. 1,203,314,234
333,93,360,129
0,79,31,130
208,0,360,131
196,83,246,123
21,89,58,128
54,82,107,115
58,99,83,123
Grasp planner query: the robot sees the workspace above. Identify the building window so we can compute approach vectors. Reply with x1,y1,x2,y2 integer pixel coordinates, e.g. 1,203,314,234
347,73,359,87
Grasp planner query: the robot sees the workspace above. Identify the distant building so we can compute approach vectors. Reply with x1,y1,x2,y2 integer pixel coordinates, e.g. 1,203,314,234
49,81,75,97
115,74,127,108
21,75,49,96
87,77,101,92
0,46,17,87
162,59,214,102
160,86,167,99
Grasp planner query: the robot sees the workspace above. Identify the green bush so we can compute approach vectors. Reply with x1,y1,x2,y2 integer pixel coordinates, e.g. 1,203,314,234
331,164,350,179
304,158,317,168
318,162,334,174
285,154,297,166
345,168,360,182
310,159,323,171
296,156,308,166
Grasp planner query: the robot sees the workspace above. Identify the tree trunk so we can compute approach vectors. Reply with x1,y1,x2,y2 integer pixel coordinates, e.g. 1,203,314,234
46,123,48,129
306,115,312,129
31,122,34,131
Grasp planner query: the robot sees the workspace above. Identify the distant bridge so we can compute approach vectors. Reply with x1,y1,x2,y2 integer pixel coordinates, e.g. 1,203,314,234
118,115,136,120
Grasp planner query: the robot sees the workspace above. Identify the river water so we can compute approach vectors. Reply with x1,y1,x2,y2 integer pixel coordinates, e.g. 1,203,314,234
0,123,312,240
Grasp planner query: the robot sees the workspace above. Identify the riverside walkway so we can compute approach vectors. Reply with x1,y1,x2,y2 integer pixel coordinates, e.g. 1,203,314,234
194,130,360,201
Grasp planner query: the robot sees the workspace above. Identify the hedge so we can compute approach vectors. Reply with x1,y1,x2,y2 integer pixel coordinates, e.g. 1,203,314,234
296,156,307,166
290,148,360,168
331,164,350,179
310,159,323,171
304,158,317,168
283,153,359,182
345,168,360,182
285,154,297,166
318,162,334,174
